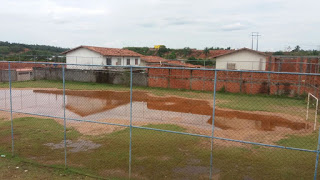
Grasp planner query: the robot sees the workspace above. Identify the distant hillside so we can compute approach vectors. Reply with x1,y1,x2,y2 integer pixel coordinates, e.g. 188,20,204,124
123,47,233,66
0,41,69,56
272,50,320,56
125,46,320,59
123,47,232,60
271,45,320,56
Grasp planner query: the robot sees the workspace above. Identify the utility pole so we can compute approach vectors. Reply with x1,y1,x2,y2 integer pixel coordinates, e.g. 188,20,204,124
251,32,256,49
256,32,261,51
251,32,261,51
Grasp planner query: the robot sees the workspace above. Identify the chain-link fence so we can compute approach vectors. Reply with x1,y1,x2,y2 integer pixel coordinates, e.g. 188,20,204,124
2,54,320,71
1,61,320,179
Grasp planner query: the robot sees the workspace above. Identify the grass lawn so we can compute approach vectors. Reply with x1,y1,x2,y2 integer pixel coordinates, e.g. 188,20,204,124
0,117,319,179
0,155,96,180
0,80,309,118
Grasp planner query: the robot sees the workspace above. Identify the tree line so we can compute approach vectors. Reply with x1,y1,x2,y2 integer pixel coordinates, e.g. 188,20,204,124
0,41,69,56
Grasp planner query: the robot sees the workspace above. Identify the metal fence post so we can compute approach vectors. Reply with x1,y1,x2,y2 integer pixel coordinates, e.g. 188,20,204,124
8,62,14,156
129,66,133,179
209,70,218,179
62,65,67,168
314,127,320,179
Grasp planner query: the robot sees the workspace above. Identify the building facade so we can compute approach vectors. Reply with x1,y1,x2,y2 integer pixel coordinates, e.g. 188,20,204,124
214,48,268,70
62,46,142,69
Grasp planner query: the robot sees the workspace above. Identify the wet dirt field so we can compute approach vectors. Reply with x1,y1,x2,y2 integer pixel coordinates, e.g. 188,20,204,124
0,89,313,144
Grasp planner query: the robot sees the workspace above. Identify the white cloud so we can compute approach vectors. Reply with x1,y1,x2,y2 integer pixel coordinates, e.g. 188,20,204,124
0,0,319,50
221,23,248,31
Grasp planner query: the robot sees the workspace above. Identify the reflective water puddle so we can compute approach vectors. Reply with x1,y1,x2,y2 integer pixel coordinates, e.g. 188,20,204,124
0,89,310,131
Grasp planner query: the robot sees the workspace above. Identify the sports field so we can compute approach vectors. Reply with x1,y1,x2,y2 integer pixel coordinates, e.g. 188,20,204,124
0,80,319,179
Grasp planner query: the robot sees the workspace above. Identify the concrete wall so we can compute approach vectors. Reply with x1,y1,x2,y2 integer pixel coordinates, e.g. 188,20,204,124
33,67,148,87
0,70,17,82
216,50,267,70
0,70,34,82
17,71,33,81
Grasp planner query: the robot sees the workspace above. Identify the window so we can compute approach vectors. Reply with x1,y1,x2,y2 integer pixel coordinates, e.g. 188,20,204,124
227,63,236,70
116,58,121,65
106,58,112,65
135,59,139,65
127,59,130,65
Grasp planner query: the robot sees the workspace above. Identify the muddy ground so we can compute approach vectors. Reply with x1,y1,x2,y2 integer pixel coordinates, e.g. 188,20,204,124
0,88,314,147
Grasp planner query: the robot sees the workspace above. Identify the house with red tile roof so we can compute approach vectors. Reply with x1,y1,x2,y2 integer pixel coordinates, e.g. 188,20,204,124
61,46,143,69
214,48,268,70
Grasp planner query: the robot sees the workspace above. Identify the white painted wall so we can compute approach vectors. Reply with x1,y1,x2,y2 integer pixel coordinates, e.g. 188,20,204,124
111,57,141,66
66,48,104,70
215,50,267,70
66,47,141,69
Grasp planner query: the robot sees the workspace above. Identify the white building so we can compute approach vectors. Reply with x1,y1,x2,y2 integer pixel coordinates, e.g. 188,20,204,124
214,48,268,70
62,46,142,69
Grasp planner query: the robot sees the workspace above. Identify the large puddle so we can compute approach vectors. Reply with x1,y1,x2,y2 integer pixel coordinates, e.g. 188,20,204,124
0,89,310,132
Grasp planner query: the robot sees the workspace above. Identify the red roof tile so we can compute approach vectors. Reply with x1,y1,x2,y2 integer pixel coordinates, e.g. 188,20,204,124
214,48,267,58
141,56,169,63
166,60,203,68
141,56,203,68
61,46,142,57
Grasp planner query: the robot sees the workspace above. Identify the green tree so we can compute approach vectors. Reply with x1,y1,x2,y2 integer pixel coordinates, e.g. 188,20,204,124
157,46,169,57
10,45,23,53
167,51,176,59
273,51,284,55
203,47,209,56
312,50,319,56
292,45,301,52
182,47,191,57
0,46,10,55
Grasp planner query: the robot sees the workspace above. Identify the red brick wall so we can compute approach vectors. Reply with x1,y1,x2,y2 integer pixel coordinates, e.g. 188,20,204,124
266,57,319,73
148,68,320,96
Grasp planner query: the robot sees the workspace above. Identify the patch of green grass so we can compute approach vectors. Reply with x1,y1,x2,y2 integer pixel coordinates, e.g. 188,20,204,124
276,132,319,150
0,117,319,179
0,117,81,165
216,92,307,118
0,152,98,180
212,146,316,179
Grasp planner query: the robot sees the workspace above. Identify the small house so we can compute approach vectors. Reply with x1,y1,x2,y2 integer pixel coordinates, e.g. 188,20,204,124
61,46,142,69
214,48,268,70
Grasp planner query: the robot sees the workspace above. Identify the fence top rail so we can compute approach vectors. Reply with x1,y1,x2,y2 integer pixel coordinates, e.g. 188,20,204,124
2,54,320,58
3,55,320,64
1,60,320,76
272,55,320,58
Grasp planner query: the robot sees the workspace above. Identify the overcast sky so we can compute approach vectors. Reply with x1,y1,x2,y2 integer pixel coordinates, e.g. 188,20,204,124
0,0,319,51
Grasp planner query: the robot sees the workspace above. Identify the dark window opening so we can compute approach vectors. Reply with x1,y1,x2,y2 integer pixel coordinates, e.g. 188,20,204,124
107,58,112,65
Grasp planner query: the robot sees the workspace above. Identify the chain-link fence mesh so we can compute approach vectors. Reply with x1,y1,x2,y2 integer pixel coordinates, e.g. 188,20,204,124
1,61,320,179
